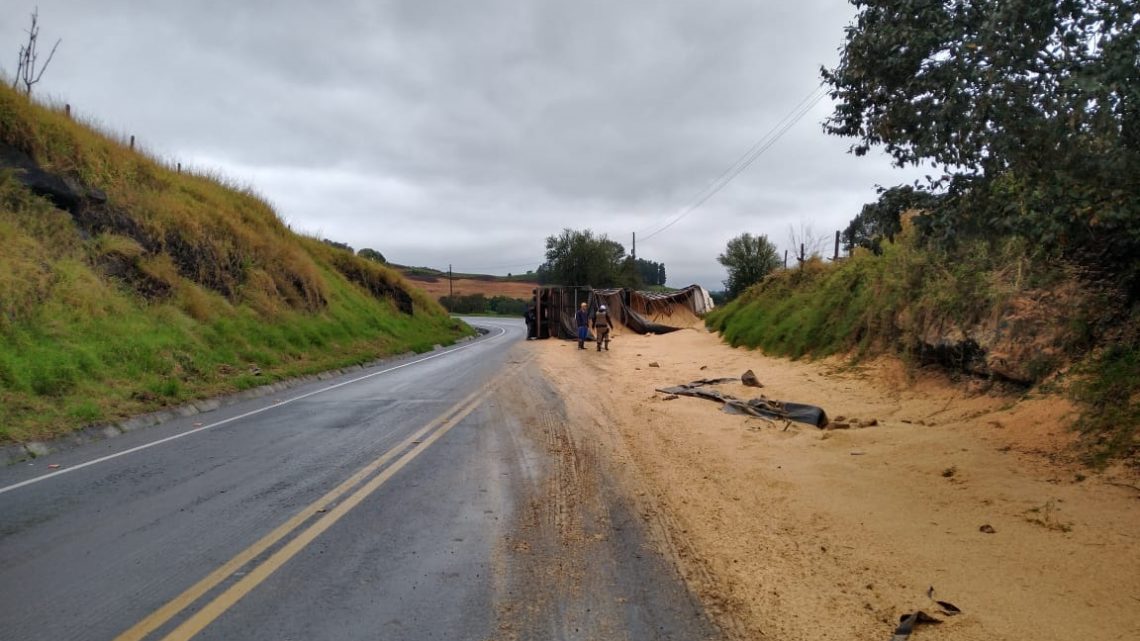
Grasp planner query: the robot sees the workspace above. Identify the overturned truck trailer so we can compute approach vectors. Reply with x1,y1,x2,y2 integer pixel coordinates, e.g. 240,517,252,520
532,285,714,340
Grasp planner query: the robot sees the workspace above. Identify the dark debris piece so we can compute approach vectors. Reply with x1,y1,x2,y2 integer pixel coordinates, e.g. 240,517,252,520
655,380,828,427
890,611,942,641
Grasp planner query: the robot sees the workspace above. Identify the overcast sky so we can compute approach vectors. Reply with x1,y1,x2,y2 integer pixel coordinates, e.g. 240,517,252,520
3,0,922,290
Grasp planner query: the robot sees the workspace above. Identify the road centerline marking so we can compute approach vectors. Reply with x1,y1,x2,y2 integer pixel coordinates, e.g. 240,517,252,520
112,358,527,641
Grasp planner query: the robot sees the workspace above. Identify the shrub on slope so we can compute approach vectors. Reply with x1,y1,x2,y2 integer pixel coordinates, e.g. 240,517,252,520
706,229,1137,463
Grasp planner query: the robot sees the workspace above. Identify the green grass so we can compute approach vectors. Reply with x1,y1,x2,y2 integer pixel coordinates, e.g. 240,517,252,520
0,85,472,443
707,232,1039,361
1070,342,1140,466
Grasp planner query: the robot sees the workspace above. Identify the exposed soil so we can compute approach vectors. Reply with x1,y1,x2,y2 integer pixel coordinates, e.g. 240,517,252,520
533,326,1140,641
401,273,538,300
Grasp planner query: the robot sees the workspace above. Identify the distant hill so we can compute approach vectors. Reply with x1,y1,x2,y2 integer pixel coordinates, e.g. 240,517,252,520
394,265,539,301
0,85,470,443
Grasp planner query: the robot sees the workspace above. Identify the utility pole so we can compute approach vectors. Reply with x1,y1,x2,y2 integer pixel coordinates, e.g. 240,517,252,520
448,264,453,298
632,232,636,261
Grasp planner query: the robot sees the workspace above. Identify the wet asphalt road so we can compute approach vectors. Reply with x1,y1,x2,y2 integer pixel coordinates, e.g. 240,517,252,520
0,318,719,641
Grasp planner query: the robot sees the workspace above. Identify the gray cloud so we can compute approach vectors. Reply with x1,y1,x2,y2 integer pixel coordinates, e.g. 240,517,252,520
4,0,922,289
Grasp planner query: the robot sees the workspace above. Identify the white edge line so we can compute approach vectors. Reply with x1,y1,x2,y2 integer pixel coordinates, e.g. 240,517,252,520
0,324,510,496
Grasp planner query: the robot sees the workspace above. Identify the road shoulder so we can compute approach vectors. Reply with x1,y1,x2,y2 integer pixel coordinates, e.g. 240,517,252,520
533,327,1140,641
489,361,723,641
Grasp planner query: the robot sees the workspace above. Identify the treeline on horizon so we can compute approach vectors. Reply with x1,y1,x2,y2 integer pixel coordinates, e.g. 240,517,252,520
439,294,528,316
438,228,671,316
535,228,667,289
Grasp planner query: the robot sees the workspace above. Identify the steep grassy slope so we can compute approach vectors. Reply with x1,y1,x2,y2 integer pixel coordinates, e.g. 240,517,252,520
706,229,1138,464
0,86,470,443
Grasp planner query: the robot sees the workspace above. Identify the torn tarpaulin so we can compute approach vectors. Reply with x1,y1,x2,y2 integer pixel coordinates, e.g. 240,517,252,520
890,611,942,641
655,379,828,427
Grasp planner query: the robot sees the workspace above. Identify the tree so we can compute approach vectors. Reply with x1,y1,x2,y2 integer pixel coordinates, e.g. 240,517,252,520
717,233,781,300
822,0,1140,289
538,228,627,287
13,9,61,96
787,221,830,263
537,230,667,288
357,248,386,263
823,0,1139,172
618,256,644,289
635,258,667,286
845,185,942,254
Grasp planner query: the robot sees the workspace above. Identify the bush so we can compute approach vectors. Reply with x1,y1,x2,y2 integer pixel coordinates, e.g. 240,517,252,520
440,293,487,314
708,226,1140,464
488,296,526,316
438,293,527,316
707,230,1050,362
1071,342,1140,466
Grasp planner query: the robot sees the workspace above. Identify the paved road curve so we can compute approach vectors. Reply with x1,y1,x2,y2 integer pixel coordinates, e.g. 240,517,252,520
0,318,720,641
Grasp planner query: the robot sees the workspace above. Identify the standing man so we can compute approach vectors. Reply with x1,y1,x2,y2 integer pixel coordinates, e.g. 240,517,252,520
524,303,537,340
575,301,589,350
592,304,611,351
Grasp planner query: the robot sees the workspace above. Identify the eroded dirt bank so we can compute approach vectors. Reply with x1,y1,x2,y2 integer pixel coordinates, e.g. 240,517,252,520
533,326,1140,641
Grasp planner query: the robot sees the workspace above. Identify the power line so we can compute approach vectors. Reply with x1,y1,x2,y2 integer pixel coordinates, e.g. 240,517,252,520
639,84,827,240
638,84,829,243
429,85,830,275
640,85,827,241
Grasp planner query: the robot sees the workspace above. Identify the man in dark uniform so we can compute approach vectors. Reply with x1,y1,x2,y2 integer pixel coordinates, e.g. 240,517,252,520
592,304,611,351
524,303,537,340
575,302,589,349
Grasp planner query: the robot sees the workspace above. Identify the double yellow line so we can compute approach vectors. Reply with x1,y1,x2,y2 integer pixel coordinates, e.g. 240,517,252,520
115,363,521,641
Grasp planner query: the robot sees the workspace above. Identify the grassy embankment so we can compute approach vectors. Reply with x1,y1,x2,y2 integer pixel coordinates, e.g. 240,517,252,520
706,228,1138,465
0,85,471,444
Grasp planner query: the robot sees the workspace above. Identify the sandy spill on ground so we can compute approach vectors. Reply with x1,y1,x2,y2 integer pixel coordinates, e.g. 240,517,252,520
532,325,1140,641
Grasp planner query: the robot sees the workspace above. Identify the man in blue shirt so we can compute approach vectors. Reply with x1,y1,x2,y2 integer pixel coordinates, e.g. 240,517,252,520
575,302,589,350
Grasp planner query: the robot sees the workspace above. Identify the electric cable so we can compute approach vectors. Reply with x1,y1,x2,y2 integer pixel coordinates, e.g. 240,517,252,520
638,83,829,242
438,84,830,275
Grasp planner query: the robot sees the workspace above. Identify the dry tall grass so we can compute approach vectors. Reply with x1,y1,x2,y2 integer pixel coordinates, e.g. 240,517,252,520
0,84,469,443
